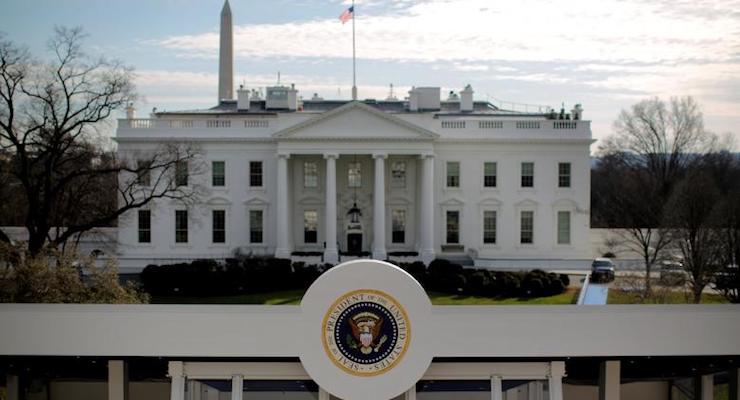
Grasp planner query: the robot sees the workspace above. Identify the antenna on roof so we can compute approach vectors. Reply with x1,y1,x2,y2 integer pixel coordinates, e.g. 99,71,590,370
277,71,281,85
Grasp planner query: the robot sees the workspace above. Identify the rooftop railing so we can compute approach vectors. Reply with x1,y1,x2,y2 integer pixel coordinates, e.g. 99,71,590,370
118,118,271,129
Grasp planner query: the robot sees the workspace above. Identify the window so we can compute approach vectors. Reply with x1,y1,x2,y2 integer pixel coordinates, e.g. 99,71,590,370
304,162,318,188
250,161,263,187
136,160,150,186
392,209,406,243
521,162,534,188
304,210,318,243
175,210,188,243
446,210,460,244
558,162,571,188
483,210,497,244
138,210,151,243
557,211,571,244
348,162,361,188
212,210,225,243
447,162,460,188
483,162,497,188
175,160,188,187
391,161,406,188
212,161,225,187
249,210,263,243
520,210,534,244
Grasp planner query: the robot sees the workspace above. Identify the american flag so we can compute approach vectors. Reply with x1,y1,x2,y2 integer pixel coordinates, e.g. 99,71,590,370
339,6,354,24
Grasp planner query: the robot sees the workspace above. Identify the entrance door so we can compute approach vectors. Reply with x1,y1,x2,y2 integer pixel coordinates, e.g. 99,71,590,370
347,233,362,254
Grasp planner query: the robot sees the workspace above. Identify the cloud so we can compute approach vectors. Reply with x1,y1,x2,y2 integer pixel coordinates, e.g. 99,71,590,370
154,0,740,65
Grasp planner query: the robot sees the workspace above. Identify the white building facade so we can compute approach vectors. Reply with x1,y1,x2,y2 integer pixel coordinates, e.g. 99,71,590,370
115,2,593,270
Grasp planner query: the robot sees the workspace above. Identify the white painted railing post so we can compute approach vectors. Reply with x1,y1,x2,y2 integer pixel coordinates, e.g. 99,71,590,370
168,361,186,400
491,375,503,400
318,387,330,400
108,360,129,400
549,361,565,400
405,386,417,400
230,375,243,400
598,360,620,400
696,374,714,400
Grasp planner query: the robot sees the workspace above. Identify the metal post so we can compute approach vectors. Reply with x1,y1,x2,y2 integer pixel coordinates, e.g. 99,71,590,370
230,375,243,400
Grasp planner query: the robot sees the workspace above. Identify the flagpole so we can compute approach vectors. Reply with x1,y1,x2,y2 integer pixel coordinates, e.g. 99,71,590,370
351,0,357,100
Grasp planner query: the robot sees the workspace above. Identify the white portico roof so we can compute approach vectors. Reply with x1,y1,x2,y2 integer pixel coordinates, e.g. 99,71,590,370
272,101,438,141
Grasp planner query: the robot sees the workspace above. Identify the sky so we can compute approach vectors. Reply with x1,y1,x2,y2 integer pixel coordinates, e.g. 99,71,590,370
2,0,740,150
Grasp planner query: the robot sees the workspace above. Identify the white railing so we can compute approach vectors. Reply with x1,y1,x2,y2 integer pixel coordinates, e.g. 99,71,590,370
206,120,231,128
119,118,270,129
553,121,578,130
479,121,503,129
441,121,466,129
515,121,541,130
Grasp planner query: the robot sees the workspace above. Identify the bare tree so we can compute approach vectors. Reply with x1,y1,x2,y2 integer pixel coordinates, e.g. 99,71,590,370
0,28,201,256
591,154,672,294
601,96,718,196
597,97,718,295
664,172,724,303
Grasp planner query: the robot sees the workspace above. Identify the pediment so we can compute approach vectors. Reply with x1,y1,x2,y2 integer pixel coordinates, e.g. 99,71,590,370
207,196,232,206
273,102,438,140
515,198,539,208
440,197,465,207
243,196,270,206
478,197,502,207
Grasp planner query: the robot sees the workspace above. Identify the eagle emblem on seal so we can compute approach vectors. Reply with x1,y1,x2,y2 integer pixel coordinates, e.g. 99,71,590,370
347,311,388,354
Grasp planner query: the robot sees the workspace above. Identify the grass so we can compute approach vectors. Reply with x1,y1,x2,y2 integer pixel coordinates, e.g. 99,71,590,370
151,288,580,306
607,289,729,304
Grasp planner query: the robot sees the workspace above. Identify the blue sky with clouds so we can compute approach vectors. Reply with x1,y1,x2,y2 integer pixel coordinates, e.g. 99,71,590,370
2,0,739,148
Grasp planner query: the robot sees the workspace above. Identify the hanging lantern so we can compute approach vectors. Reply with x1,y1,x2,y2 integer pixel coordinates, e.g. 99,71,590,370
347,202,362,224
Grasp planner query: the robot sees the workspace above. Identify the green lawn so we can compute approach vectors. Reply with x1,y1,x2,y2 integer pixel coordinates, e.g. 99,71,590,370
607,289,729,304
152,288,580,306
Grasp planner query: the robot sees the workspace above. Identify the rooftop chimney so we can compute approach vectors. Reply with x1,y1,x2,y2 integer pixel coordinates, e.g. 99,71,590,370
125,103,136,119
408,87,440,111
460,84,474,112
237,85,250,111
218,0,234,102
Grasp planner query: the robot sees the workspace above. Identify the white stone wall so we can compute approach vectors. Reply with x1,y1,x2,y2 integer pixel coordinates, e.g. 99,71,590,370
115,105,593,270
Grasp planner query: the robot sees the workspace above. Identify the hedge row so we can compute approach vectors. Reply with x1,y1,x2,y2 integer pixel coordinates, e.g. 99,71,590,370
399,259,570,298
140,257,569,298
141,258,331,296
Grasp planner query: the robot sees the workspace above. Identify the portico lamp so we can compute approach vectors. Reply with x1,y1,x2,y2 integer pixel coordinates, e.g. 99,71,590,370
347,202,362,224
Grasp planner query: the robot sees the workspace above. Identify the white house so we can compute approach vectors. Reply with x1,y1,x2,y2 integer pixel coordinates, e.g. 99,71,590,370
115,1,593,271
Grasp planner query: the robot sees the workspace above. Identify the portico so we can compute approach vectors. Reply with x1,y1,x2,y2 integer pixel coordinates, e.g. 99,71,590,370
272,101,438,263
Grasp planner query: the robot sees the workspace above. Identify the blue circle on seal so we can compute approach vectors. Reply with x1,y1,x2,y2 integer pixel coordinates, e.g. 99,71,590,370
333,301,398,365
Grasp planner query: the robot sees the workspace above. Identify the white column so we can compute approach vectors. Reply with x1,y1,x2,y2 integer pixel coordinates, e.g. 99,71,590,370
230,375,243,400
549,361,565,400
730,367,740,400
419,154,435,264
373,153,387,260
169,361,186,400
405,387,417,400
275,153,291,258
324,154,339,264
491,375,503,400
6,374,19,400
598,360,620,400
697,374,714,400
318,387,330,400
108,360,129,400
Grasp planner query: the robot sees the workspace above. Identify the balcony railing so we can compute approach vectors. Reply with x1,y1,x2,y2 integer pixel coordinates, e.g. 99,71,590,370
119,118,270,129
440,119,588,133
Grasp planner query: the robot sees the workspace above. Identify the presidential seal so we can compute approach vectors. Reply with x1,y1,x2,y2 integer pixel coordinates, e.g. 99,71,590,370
322,289,410,377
